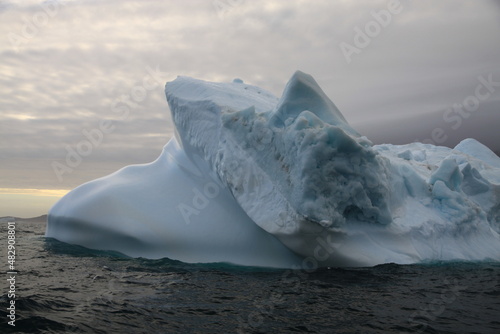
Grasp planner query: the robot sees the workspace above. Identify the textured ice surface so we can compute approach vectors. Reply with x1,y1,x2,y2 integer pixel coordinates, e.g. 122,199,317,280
47,71,500,267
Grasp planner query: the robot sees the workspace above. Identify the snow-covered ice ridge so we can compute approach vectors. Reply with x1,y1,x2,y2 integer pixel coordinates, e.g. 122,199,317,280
47,71,500,268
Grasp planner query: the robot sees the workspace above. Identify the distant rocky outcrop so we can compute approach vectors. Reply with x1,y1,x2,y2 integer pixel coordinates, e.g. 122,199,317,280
0,215,47,223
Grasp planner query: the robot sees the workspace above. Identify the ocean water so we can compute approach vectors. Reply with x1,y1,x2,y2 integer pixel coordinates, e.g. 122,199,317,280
1,219,499,334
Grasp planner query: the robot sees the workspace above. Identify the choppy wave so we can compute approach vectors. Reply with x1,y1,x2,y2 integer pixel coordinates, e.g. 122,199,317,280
2,221,500,333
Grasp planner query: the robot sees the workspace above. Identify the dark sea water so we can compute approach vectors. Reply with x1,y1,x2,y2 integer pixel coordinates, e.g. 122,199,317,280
1,219,499,334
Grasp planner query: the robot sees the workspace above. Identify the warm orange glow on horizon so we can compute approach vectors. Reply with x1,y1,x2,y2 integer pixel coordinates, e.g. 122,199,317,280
0,188,70,218
0,188,70,197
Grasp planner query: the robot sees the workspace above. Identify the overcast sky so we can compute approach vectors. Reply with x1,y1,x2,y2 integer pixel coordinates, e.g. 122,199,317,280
1,0,499,217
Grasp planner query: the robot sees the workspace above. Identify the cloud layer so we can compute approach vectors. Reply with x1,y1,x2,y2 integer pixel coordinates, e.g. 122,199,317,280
1,0,499,192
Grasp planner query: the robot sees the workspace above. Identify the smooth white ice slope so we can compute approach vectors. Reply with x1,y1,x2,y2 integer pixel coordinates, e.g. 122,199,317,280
46,136,302,268
47,71,500,267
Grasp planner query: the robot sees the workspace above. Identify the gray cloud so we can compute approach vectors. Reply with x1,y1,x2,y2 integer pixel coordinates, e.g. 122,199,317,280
355,99,500,155
1,0,499,191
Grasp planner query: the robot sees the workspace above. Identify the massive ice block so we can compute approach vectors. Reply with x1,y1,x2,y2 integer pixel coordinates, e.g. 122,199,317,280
47,71,500,267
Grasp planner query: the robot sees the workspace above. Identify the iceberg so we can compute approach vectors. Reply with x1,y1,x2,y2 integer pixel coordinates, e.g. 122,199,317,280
47,71,500,268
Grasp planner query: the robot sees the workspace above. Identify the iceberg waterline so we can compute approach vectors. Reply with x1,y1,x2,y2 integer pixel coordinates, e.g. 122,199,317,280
47,71,500,268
